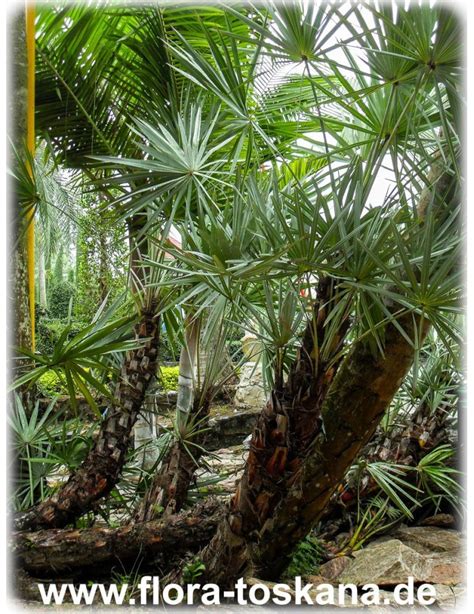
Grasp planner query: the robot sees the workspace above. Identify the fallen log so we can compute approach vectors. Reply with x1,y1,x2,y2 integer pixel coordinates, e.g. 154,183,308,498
13,499,221,575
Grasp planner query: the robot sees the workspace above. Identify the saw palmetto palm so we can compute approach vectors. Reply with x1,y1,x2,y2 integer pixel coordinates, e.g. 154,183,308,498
20,2,463,565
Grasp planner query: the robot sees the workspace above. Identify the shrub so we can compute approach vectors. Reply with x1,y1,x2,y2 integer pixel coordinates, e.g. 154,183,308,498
158,334,180,362
48,280,75,319
159,366,179,391
37,371,68,396
36,317,84,355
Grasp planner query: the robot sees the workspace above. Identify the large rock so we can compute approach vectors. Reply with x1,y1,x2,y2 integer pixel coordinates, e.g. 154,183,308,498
319,556,352,580
338,540,430,587
205,410,260,450
234,361,267,409
388,526,462,555
431,584,466,610
420,513,456,528
388,526,465,585
338,527,465,588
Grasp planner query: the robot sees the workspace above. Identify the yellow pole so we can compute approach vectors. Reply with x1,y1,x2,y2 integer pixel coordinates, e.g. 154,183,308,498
26,2,35,350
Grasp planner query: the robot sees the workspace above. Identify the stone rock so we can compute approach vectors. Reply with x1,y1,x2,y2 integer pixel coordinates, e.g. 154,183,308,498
241,334,263,361
386,527,465,585
197,445,247,496
338,540,432,586
432,584,466,610
420,513,456,528
338,527,465,589
234,362,267,409
305,574,328,585
205,410,260,450
319,556,352,580
307,585,365,608
388,526,462,555
426,555,464,585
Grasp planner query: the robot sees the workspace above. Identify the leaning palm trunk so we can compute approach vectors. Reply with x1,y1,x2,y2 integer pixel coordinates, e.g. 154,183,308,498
320,395,456,529
200,160,456,585
136,275,348,530
134,312,202,522
14,300,161,532
252,315,430,579
201,312,430,584
134,395,211,521
199,277,351,583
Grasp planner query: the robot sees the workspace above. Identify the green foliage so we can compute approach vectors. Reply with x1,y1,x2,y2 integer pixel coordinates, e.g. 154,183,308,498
74,196,128,321
351,443,463,532
364,461,421,519
182,559,206,584
29,0,463,534
9,395,59,509
13,300,140,415
284,534,326,578
37,370,68,396
106,433,173,517
53,246,64,284
159,333,180,363
340,496,404,554
36,317,79,356
417,444,463,511
227,330,244,364
9,394,94,510
158,366,180,392
47,279,75,319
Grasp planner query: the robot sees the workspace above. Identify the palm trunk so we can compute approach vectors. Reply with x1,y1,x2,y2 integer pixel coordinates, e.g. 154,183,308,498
199,157,456,585
176,312,200,417
199,278,351,583
201,314,430,584
38,248,47,309
15,499,221,576
10,11,32,370
320,396,456,528
134,395,211,522
242,314,430,581
98,230,108,303
134,314,207,522
13,301,161,531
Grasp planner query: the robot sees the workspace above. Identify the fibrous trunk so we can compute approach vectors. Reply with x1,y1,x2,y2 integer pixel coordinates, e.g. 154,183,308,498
201,313,430,584
134,395,211,521
200,278,351,583
324,396,456,520
14,499,221,576
200,157,454,585
134,313,207,521
14,301,161,532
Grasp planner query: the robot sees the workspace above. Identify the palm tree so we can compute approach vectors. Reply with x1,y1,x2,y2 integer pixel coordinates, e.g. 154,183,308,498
13,5,178,529
10,11,32,367
12,2,462,589
14,2,284,529
111,2,461,582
